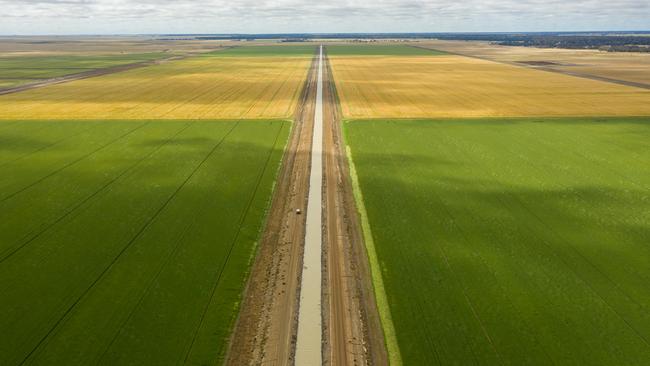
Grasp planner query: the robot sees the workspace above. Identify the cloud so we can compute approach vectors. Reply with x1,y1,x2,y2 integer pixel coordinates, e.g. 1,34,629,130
0,0,648,34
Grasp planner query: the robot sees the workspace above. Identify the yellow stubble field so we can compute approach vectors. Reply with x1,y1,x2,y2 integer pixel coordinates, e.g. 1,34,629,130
330,54,650,118
420,40,650,86
0,55,310,119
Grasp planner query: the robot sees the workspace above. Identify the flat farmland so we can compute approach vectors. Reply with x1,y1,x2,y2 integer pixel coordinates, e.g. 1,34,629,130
0,119,290,365
0,44,314,365
327,44,445,56
0,36,233,55
0,53,169,89
420,39,650,86
345,117,650,365
329,46,650,118
210,44,318,57
0,46,313,120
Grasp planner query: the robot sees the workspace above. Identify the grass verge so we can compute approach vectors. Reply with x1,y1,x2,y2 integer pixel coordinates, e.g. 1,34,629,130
345,141,403,366
344,116,650,365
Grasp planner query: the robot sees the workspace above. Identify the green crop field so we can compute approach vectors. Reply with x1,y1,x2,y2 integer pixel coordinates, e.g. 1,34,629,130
326,44,445,56
0,119,289,365
0,53,168,88
208,44,442,57
205,45,317,57
345,117,650,365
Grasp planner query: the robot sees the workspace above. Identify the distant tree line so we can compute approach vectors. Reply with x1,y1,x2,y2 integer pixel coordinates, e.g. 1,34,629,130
157,32,650,53
499,36,650,52
433,34,650,53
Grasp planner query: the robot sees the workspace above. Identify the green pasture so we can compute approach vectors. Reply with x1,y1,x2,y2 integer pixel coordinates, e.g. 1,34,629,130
345,117,650,365
0,119,289,365
326,44,446,56
205,45,317,57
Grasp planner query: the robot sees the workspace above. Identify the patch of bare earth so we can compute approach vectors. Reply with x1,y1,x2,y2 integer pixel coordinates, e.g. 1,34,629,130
225,48,388,366
321,48,388,366
225,51,318,366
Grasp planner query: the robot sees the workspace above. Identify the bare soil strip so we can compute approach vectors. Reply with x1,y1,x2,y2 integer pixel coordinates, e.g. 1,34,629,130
321,48,389,366
295,44,324,365
225,49,318,365
0,55,186,96
413,45,650,90
524,65,650,90
226,46,388,366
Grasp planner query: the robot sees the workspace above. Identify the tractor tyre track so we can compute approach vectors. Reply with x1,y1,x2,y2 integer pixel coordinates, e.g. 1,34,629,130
225,49,319,366
321,48,389,366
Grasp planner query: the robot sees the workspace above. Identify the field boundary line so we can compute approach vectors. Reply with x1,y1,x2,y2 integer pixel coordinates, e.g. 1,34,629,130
345,144,403,366
345,116,650,123
0,54,188,96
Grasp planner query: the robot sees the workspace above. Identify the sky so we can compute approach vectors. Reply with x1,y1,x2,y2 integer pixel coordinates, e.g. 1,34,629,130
1,0,649,35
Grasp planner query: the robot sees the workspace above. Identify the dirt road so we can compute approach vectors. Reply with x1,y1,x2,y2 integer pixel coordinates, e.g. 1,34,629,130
226,46,387,366
225,49,318,366
0,56,186,96
412,45,650,90
321,48,388,366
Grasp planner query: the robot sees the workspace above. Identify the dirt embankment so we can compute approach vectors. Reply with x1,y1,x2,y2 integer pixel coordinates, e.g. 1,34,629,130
321,48,388,366
225,47,388,366
225,50,319,366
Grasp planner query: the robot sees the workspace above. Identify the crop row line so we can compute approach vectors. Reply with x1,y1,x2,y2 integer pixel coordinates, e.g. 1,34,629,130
0,121,195,264
0,121,150,204
433,127,560,364
384,137,505,365
94,121,247,363
18,121,241,365
464,125,650,350
0,122,97,169
182,120,286,362
434,123,648,361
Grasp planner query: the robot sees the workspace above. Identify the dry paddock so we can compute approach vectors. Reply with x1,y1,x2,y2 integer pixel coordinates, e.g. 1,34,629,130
0,55,311,120
420,39,650,86
330,54,650,118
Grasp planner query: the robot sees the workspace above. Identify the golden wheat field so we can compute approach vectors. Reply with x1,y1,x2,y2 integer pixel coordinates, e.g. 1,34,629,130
420,40,650,85
330,55,650,118
0,55,310,119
